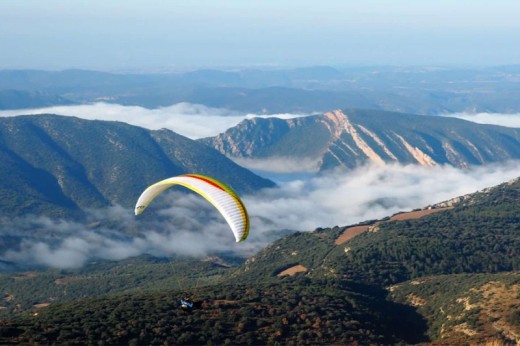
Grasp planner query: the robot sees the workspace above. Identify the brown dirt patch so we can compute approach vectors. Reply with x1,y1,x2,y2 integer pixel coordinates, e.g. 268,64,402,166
33,303,50,309
277,265,308,277
389,207,452,221
335,207,452,245
335,225,370,245
407,293,427,307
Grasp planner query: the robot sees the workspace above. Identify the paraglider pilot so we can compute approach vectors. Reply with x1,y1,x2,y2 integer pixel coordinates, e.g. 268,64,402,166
180,295,194,310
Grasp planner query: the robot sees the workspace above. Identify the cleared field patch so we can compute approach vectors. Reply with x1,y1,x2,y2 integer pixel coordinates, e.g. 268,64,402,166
335,225,371,245
389,207,452,221
277,265,308,277
335,207,452,245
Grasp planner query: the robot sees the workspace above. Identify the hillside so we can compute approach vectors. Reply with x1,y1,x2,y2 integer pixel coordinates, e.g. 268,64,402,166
233,177,520,286
390,272,520,345
0,114,274,217
0,278,427,345
0,255,240,317
0,176,518,344
4,273,517,345
0,90,74,110
199,109,520,171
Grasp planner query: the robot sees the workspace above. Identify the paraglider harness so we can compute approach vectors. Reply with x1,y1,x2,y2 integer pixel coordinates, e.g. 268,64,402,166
180,296,194,310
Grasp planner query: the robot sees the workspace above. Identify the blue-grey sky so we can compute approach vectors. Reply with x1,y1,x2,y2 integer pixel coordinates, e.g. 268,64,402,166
1,0,519,71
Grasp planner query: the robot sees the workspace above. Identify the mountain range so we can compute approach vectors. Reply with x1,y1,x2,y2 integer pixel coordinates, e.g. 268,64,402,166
3,109,519,218
0,90,75,110
0,114,274,217
200,109,520,171
0,106,519,344
1,66,520,114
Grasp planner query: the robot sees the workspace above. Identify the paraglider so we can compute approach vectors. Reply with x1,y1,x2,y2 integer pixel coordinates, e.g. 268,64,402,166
134,174,250,242
135,174,249,311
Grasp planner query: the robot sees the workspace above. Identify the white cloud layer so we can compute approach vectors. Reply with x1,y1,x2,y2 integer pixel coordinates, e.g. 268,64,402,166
3,104,518,142
233,157,321,174
2,161,519,268
443,112,520,128
0,102,304,139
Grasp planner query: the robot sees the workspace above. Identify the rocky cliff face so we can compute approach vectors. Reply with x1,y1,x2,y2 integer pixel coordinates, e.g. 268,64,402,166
200,109,520,171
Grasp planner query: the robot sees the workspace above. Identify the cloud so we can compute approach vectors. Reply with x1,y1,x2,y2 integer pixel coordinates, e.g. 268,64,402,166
246,161,520,232
443,112,520,128
233,156,320,173
0,102,304,139
2,106,520,267
2,161,519,268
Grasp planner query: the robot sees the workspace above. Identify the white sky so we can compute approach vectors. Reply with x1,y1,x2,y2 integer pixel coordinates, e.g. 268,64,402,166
1,0,519,70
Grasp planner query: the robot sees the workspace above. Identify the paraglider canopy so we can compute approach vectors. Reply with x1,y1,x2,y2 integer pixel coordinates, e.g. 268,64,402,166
134,174,250,242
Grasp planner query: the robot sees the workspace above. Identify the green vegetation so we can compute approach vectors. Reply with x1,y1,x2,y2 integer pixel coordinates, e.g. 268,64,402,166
0,256,237,318
232,227,343,284
0,278,427,345
322,178,520,285
233,180,520,286
0,114,274,216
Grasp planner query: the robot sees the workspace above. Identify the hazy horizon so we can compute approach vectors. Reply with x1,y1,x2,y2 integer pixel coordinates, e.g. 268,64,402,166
1,1,519,72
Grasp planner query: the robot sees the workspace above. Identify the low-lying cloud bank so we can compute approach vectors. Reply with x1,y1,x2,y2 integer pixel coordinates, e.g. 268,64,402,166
2,161,520,269
0,102,304,139
444,112,520,128
2,104,520,141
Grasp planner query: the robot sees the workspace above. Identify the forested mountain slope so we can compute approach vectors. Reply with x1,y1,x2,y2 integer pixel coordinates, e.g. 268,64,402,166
234,177,520,285
0,176,518,344
0,114,274,217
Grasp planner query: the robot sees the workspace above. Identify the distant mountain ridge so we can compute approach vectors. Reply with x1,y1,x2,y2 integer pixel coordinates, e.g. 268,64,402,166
200,109,520,171
0,90,75,110
0,114,274,217
1,66,520,114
